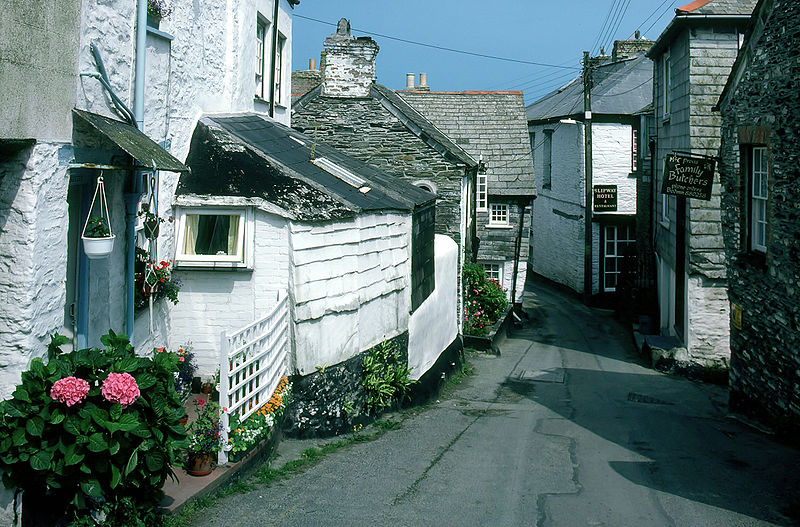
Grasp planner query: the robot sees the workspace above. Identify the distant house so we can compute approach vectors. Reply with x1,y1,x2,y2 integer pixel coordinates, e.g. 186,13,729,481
716,0,800,432
398,88,536,304
646,0,755,373
291,19,479,322
176,113,457,436
526,38,652,303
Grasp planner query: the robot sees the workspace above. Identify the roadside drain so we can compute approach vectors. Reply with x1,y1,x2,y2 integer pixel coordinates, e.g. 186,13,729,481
627,392,674,405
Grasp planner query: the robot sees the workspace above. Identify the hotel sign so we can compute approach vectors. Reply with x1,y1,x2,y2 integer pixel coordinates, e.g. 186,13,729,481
593,185,617,211
662,153,716,201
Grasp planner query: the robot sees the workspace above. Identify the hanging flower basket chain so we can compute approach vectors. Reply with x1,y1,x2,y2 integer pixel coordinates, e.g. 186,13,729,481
81,174,115,259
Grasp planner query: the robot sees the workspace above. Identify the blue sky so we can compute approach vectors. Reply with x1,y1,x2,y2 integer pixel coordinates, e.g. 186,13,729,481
292,0,680,104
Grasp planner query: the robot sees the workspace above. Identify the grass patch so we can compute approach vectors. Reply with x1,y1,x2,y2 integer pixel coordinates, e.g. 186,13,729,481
166,419,402,526
440,354,475,397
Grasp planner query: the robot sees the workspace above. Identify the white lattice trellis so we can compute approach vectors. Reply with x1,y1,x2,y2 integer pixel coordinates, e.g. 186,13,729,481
218,290,289,464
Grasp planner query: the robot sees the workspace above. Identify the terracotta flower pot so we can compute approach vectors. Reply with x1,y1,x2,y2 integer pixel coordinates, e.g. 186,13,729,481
187,452,213,477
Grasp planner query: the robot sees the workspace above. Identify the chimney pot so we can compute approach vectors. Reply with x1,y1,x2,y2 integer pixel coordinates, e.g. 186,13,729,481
309,58,316,70
419,73,427,88
406,73,415,90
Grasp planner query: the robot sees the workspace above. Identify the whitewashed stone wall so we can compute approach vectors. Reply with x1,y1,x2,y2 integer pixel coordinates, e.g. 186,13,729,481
291,213,411,375
168,208,290,376
0,144,71,399
408,235,458,380
529,121,636,295
687,276,729,368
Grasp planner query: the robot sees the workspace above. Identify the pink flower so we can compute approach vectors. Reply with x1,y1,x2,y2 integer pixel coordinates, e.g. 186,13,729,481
50,376,90,407
179,356,185,362
197,398,205,406
222,407,228,412
156,347,165,353
101,372,140,408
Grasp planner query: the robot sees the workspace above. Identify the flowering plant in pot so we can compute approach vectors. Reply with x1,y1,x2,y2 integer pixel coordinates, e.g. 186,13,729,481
134,252,181,309
82,216,115,259
226,376,291,461
137,203,164,239
185,399,223,476
462,263,508,336
0,331,188,524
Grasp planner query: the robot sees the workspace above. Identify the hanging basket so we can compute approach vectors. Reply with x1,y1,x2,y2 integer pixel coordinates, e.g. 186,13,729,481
82,234,116,259
144,219,160,239
81,175,115,260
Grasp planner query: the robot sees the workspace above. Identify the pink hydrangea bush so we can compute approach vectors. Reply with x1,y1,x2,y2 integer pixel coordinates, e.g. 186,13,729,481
101,372,141,407
50,376,90,407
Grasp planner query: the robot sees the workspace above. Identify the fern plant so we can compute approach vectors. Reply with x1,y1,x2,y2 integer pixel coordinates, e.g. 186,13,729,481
362,339,415,414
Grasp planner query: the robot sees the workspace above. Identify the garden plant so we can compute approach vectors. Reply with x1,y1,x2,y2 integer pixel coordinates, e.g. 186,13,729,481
0,331,188,526
463,263,509,336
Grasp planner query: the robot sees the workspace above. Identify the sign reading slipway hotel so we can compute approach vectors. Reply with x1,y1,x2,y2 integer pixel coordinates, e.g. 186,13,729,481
662,152,716,200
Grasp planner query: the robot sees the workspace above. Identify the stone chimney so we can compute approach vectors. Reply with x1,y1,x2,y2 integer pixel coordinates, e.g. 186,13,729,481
612,33,655,62
320,18,380,98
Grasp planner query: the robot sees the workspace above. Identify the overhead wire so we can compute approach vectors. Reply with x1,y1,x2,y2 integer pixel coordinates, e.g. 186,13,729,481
590,0,622,57
294,14,580,70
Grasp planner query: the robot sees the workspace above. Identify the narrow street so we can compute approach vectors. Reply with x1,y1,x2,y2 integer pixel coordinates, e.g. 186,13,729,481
189,278,800,527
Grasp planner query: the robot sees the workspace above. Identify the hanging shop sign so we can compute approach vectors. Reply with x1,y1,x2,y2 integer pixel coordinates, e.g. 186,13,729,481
593,185,618,212
662,152,716,200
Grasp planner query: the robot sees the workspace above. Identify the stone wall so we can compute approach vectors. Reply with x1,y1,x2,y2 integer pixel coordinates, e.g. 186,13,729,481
292,98,466,248
320,20,378,98
718,0,800,432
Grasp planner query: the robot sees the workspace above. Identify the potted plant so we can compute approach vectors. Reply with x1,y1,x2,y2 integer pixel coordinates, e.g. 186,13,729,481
147,0,172,28
137,203,164,239
185,398,223,476
82,215,116,259
135,256,181,309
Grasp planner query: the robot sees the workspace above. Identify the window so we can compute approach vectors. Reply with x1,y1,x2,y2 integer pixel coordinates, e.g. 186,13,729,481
489,203,509,226
528,131,535,168
631,127,638,172
750,147,768,253
543,129,553,189
603,224,636,292
175,208,252,267
481,262,502,284
476,173,487,211
662,53,671,117
274,34,286,105
256,19,267,98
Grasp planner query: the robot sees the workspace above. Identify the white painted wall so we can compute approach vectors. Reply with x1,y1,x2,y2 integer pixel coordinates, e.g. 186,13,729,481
290,213,411,375
168,208,290,376
687,276,730,366
408,235,458,380
529,121,636,295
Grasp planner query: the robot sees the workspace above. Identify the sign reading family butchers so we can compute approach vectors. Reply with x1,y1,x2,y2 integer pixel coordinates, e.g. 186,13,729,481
662,152,716,200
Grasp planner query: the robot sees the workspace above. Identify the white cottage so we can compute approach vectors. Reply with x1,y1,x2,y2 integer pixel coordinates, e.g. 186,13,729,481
174,114,457,435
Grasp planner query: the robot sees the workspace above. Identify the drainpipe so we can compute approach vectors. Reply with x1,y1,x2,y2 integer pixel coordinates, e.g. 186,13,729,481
126,0,148,339
268,0,280,117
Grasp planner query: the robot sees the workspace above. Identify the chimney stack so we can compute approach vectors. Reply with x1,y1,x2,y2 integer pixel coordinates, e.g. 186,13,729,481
405,73,415,90
320,18,380,98
309,58,316,70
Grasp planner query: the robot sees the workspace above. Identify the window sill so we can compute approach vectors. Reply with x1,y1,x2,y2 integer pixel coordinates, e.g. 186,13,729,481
485,224,513,230
662,116,671,125
146,26,174,41
175,261,253,272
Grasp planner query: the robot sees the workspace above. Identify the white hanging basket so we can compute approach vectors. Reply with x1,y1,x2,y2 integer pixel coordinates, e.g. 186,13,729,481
82,234,116,259
81,174,115,260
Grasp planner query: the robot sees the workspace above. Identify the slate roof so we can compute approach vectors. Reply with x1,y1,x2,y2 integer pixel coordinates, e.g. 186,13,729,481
648,0,756,56
676,0,756,14
178,113,434,221
292,84,477,168
399,91,535,197
526,53,653,122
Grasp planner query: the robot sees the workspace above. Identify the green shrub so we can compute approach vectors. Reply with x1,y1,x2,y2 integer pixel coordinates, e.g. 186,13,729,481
0,331,188,525
463,263,508,336
362,339,415,414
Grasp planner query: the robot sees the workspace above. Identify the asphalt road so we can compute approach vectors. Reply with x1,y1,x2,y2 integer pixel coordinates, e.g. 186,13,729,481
189,279,800,526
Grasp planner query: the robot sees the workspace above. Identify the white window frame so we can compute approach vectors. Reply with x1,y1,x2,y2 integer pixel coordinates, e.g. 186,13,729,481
476,173,488,211
750,147,768,253
274,33,286,105
488,203,509,227
602,224,636,292
255,18,267,99
662,53,671,118
631,127,638,172
175,207,254,269
481,262,502,284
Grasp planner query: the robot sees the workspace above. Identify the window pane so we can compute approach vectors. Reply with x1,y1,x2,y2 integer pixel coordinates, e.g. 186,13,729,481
184,215,239,255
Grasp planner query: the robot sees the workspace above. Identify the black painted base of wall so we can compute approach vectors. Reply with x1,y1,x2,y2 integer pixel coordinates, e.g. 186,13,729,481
729,389,800,439
283,332,465,438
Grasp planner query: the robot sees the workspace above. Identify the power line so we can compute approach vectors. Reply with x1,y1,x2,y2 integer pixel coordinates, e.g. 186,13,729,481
294,14,580,70
643,1,677,36
590,0,621,56
594,0,626,55
635,0,675,34
601,0,632,56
